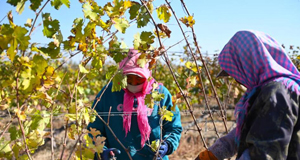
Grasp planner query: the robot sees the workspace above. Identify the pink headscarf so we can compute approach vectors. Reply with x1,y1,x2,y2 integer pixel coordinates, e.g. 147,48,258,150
119,49,154,147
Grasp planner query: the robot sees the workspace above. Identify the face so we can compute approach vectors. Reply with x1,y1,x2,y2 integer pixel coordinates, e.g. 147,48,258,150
127,74,146,86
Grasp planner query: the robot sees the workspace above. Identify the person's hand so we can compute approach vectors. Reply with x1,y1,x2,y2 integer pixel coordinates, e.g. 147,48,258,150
100,148,121,160
195,149,218,160
156,141,169,160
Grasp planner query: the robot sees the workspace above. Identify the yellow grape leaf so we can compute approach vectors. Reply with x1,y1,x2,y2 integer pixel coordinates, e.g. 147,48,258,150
75,147,94,160
137,53,147,68
124,0,132,9
150,139,160,152
189,76,197,86
185,61,201,73
113,18,130,34
159,106,174,122
79,64,89,73
179,15,195,27
45,66,55,77
65,114,77,122
88,127,101,138
84,134,94,147
25,18,32,28
14,109,26,121
163,109,173,121
156,5,171,23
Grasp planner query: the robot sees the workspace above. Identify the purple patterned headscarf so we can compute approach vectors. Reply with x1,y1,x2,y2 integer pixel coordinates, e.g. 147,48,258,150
218,30,300,146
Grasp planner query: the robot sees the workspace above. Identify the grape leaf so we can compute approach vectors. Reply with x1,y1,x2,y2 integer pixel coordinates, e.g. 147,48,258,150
159,106,174,122
42,13,60,38
9,126,19,141
157,5,171,23
39,42,61,59
106,65,118,80
113,18,129,34
129,2,140,20
7,0,21,6
140,31,155,49
137,53,147,68
150,139,160,152
16,0,26,14
133,32,141,49
152,91,164,101
14,26,30,50
24,18,32,28
79,64,89,73
88,128,101,138
83,2,98,21
30,0,42,11
179,15,195,27
51,0,70,10
137,7,150,28
112,70,127,92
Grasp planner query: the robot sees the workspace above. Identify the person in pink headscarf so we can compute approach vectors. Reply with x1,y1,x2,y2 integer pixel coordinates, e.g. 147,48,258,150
195,30,300,160
88,49,182,160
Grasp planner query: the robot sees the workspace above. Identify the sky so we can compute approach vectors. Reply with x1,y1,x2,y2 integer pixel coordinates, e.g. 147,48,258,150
0,0,300,62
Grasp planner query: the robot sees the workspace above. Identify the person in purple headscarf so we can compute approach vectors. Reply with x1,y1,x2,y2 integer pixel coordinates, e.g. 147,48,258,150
195,30,300,160
88,49,182,160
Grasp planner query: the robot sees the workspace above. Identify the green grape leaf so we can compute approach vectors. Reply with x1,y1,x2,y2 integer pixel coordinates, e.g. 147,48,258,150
0,139,12,156
157,5,171,23
14,26,30,50
7,38,17,61
30,114,46,131
27,130,44,148
53,30,63,47
113,18,129,34
137,7,151,28
9,126,19,141
12,144,21,159
33,55,48,76
51,0,70,10
91,56,103,70
140,31,155,49
129,2,140,20
30,0,42,11
42,13,60,38
39,42,61,59
145,94,154,109
7,0,21,6
152,91,164,101
84,22,96,37
106,65,118,79
83,2,98,21
112,70,127,92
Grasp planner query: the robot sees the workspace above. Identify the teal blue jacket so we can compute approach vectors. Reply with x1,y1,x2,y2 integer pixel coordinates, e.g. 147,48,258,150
87,83,182,160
